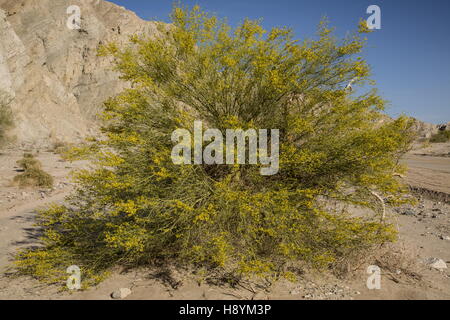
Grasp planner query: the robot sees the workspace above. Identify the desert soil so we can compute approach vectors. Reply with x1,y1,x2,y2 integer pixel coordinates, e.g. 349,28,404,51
0,146,449,300
403,142,450,196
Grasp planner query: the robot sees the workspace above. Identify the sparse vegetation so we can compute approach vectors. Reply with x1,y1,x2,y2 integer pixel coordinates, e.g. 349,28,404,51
15,6,415,287
17,153,42,170
429,130,450,143
51,141,72,155
0,91,14,147
13,154,53,188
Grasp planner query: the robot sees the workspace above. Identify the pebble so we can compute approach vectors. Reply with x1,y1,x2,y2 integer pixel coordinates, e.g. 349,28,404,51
425,258,448,271
111,288,132,300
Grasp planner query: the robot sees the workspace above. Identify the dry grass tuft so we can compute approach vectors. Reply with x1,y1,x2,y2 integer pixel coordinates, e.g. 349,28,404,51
13,154,53,188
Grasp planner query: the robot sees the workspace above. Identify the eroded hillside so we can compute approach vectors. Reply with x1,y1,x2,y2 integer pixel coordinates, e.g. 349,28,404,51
0,0,159,147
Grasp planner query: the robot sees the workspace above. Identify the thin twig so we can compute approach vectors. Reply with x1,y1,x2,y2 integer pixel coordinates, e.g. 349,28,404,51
370,190,386,222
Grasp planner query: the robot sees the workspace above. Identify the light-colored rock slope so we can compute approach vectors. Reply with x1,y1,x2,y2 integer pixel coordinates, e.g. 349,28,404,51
0,0,159,147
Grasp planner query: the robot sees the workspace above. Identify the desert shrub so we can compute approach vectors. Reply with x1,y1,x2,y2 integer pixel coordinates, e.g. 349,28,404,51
429,130,450,143
50,141,73,155
15,6,415,286
17,153,42,171
0,91,14,147
59,141,101,162
14,154,53,188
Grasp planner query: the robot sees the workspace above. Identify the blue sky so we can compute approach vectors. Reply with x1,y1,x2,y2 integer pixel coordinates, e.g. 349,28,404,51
108,0,449,124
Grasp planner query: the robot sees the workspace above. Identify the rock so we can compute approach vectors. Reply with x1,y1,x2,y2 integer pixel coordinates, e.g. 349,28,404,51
440,235,450,241
425,258,448,271
111,288,132,300
402,209,416,216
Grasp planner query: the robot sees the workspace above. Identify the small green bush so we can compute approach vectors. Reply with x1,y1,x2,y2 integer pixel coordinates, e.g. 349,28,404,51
14,154,53,188
430,130,450,143
0,91,14,147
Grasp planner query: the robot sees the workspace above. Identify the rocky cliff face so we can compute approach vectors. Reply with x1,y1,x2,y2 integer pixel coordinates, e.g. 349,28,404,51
410,119,440,140
0,0,159,147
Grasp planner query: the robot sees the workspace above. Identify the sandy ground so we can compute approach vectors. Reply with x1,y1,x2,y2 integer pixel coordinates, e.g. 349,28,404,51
403,154,450,195
0,148,449,300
